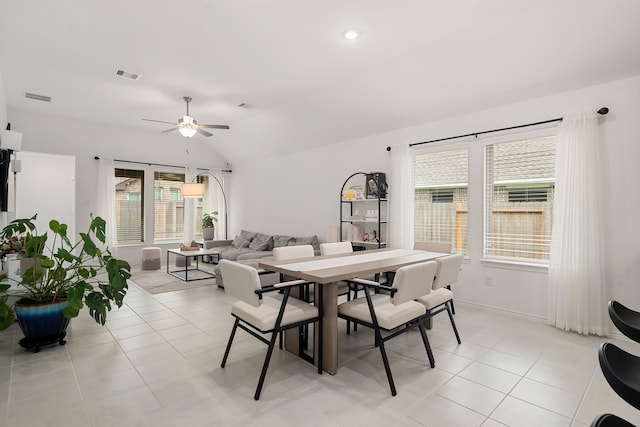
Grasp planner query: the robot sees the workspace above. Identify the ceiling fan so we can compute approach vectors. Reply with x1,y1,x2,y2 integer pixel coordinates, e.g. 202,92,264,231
142,96,230,138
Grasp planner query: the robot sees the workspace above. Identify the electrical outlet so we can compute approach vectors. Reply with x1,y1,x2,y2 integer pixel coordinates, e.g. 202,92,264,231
484,276,493,287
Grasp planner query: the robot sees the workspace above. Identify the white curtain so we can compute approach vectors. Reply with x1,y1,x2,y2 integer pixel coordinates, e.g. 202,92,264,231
548,109,607,335
183,167,196,245
388,144,414,249
96,158,117,255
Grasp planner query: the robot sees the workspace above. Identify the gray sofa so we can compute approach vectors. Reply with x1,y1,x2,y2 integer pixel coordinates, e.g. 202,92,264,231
202,229,320,261
203,230,320,287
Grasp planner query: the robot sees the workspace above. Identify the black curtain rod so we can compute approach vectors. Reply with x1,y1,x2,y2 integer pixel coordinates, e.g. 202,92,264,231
409,107,609,148
93,156,231,173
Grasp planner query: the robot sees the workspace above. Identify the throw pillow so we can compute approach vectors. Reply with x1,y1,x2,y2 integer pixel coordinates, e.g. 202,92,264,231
249,233,273,251
232,235,251,249
240,229,257,242
294,235,320,250
273,235,295,248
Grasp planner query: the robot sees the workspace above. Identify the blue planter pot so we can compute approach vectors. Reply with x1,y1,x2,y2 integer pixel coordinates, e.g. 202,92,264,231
14,299,70,352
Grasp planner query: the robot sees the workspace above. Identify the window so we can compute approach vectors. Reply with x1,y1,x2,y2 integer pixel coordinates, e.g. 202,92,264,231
154,187,162,201
114,168,144,244
154,171,185,241
484,136,555,261
414,148,468,254
169,188,181,202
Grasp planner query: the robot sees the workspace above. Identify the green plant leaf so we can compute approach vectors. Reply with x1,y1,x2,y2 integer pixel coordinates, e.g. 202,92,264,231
0,301,15,331
80,232,98,257
67,285,85,310
63,305,80,318
85,291,110,325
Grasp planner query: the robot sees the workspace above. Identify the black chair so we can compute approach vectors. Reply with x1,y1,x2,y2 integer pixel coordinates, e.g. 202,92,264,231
609,301,640,344
598,342,640,411
591,413,635,427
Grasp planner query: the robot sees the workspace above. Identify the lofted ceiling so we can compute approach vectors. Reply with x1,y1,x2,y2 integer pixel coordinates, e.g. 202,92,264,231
1,0,640,163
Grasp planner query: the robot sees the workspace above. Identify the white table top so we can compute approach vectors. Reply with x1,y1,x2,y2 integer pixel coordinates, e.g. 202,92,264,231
167,247,221,256
259,248,448,284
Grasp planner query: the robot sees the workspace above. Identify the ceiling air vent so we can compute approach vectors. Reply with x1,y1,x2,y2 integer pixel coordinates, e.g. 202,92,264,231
114,68,141,80
25,92,52,102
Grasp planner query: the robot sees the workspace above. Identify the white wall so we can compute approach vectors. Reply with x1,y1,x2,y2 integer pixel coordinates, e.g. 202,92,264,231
15,151,75,238
231,76,640,321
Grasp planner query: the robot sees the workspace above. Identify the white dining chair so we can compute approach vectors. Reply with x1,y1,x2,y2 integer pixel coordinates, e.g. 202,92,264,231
416,253,463,344
219,259,322,400
337,261,437,396
319,241,360,332
413,241,456,314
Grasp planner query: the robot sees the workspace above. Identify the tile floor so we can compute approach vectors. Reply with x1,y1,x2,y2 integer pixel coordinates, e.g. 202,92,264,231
0,281,639,427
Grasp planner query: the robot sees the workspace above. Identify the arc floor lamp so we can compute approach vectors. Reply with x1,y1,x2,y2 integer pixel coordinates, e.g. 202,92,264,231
182,171,228,240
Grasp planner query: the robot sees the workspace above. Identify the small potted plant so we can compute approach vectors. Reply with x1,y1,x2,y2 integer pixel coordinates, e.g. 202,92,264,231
0,214,131,352
202,211,218,241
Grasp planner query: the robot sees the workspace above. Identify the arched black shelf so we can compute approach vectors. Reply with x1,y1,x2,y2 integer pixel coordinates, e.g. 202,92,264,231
340,172,388,250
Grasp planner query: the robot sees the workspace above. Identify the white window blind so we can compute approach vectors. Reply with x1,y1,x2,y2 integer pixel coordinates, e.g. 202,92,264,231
154,171,185,241
114,168,144,244
484,136,555,261
414,148,468,254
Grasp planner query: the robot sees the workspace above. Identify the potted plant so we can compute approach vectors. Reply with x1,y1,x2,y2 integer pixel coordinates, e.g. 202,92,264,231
0,214,131,352
202,211,218,241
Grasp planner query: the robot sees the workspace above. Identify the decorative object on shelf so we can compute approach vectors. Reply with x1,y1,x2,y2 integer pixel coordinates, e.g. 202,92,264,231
182,171,228,239
366,172,387,199
202,211,218,241
0,214,132,352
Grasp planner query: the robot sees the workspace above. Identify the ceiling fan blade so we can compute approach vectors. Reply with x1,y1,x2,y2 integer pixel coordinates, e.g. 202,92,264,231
199,124,230,130
142,119,177,125
197,129,213,137
161,127,178,133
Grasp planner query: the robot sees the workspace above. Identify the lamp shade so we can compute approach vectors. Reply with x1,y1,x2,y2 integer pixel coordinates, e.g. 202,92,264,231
0,130,23,151
182,182,205,198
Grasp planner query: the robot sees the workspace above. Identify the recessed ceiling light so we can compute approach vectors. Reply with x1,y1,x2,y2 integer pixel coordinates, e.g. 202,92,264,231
343,30,360,40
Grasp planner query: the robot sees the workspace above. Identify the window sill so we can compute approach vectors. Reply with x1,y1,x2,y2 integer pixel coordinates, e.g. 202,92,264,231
480,257,549,273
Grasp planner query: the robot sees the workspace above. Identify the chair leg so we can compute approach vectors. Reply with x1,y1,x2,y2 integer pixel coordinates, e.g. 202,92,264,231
446,302,461,344
346,284,351,335
374,327,396,396
221,318,240,368
255,330,279,400
418,321,435,368
317,284,323,374
447,285,455,314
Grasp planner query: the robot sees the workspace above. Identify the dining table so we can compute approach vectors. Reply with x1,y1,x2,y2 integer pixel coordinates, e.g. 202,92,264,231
259,248,448,375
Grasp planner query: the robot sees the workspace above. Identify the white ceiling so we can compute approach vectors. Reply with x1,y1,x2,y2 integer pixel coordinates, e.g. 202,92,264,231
1,0,640,163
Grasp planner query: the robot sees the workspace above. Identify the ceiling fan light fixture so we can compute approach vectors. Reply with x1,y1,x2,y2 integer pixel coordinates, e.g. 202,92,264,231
178,115,198,137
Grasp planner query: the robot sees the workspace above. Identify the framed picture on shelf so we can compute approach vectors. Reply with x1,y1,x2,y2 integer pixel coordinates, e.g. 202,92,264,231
366,172,387,199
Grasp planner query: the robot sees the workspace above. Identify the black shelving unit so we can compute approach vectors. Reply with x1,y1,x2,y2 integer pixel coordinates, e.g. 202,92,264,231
340,172,388,250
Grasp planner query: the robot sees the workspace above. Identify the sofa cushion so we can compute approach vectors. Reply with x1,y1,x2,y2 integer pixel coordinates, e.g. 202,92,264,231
219,247,254,261
232,235,251,249
273,235,295,248
237,251,274,261
249,233,274,251
294,235,320,251
240,229,258,241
